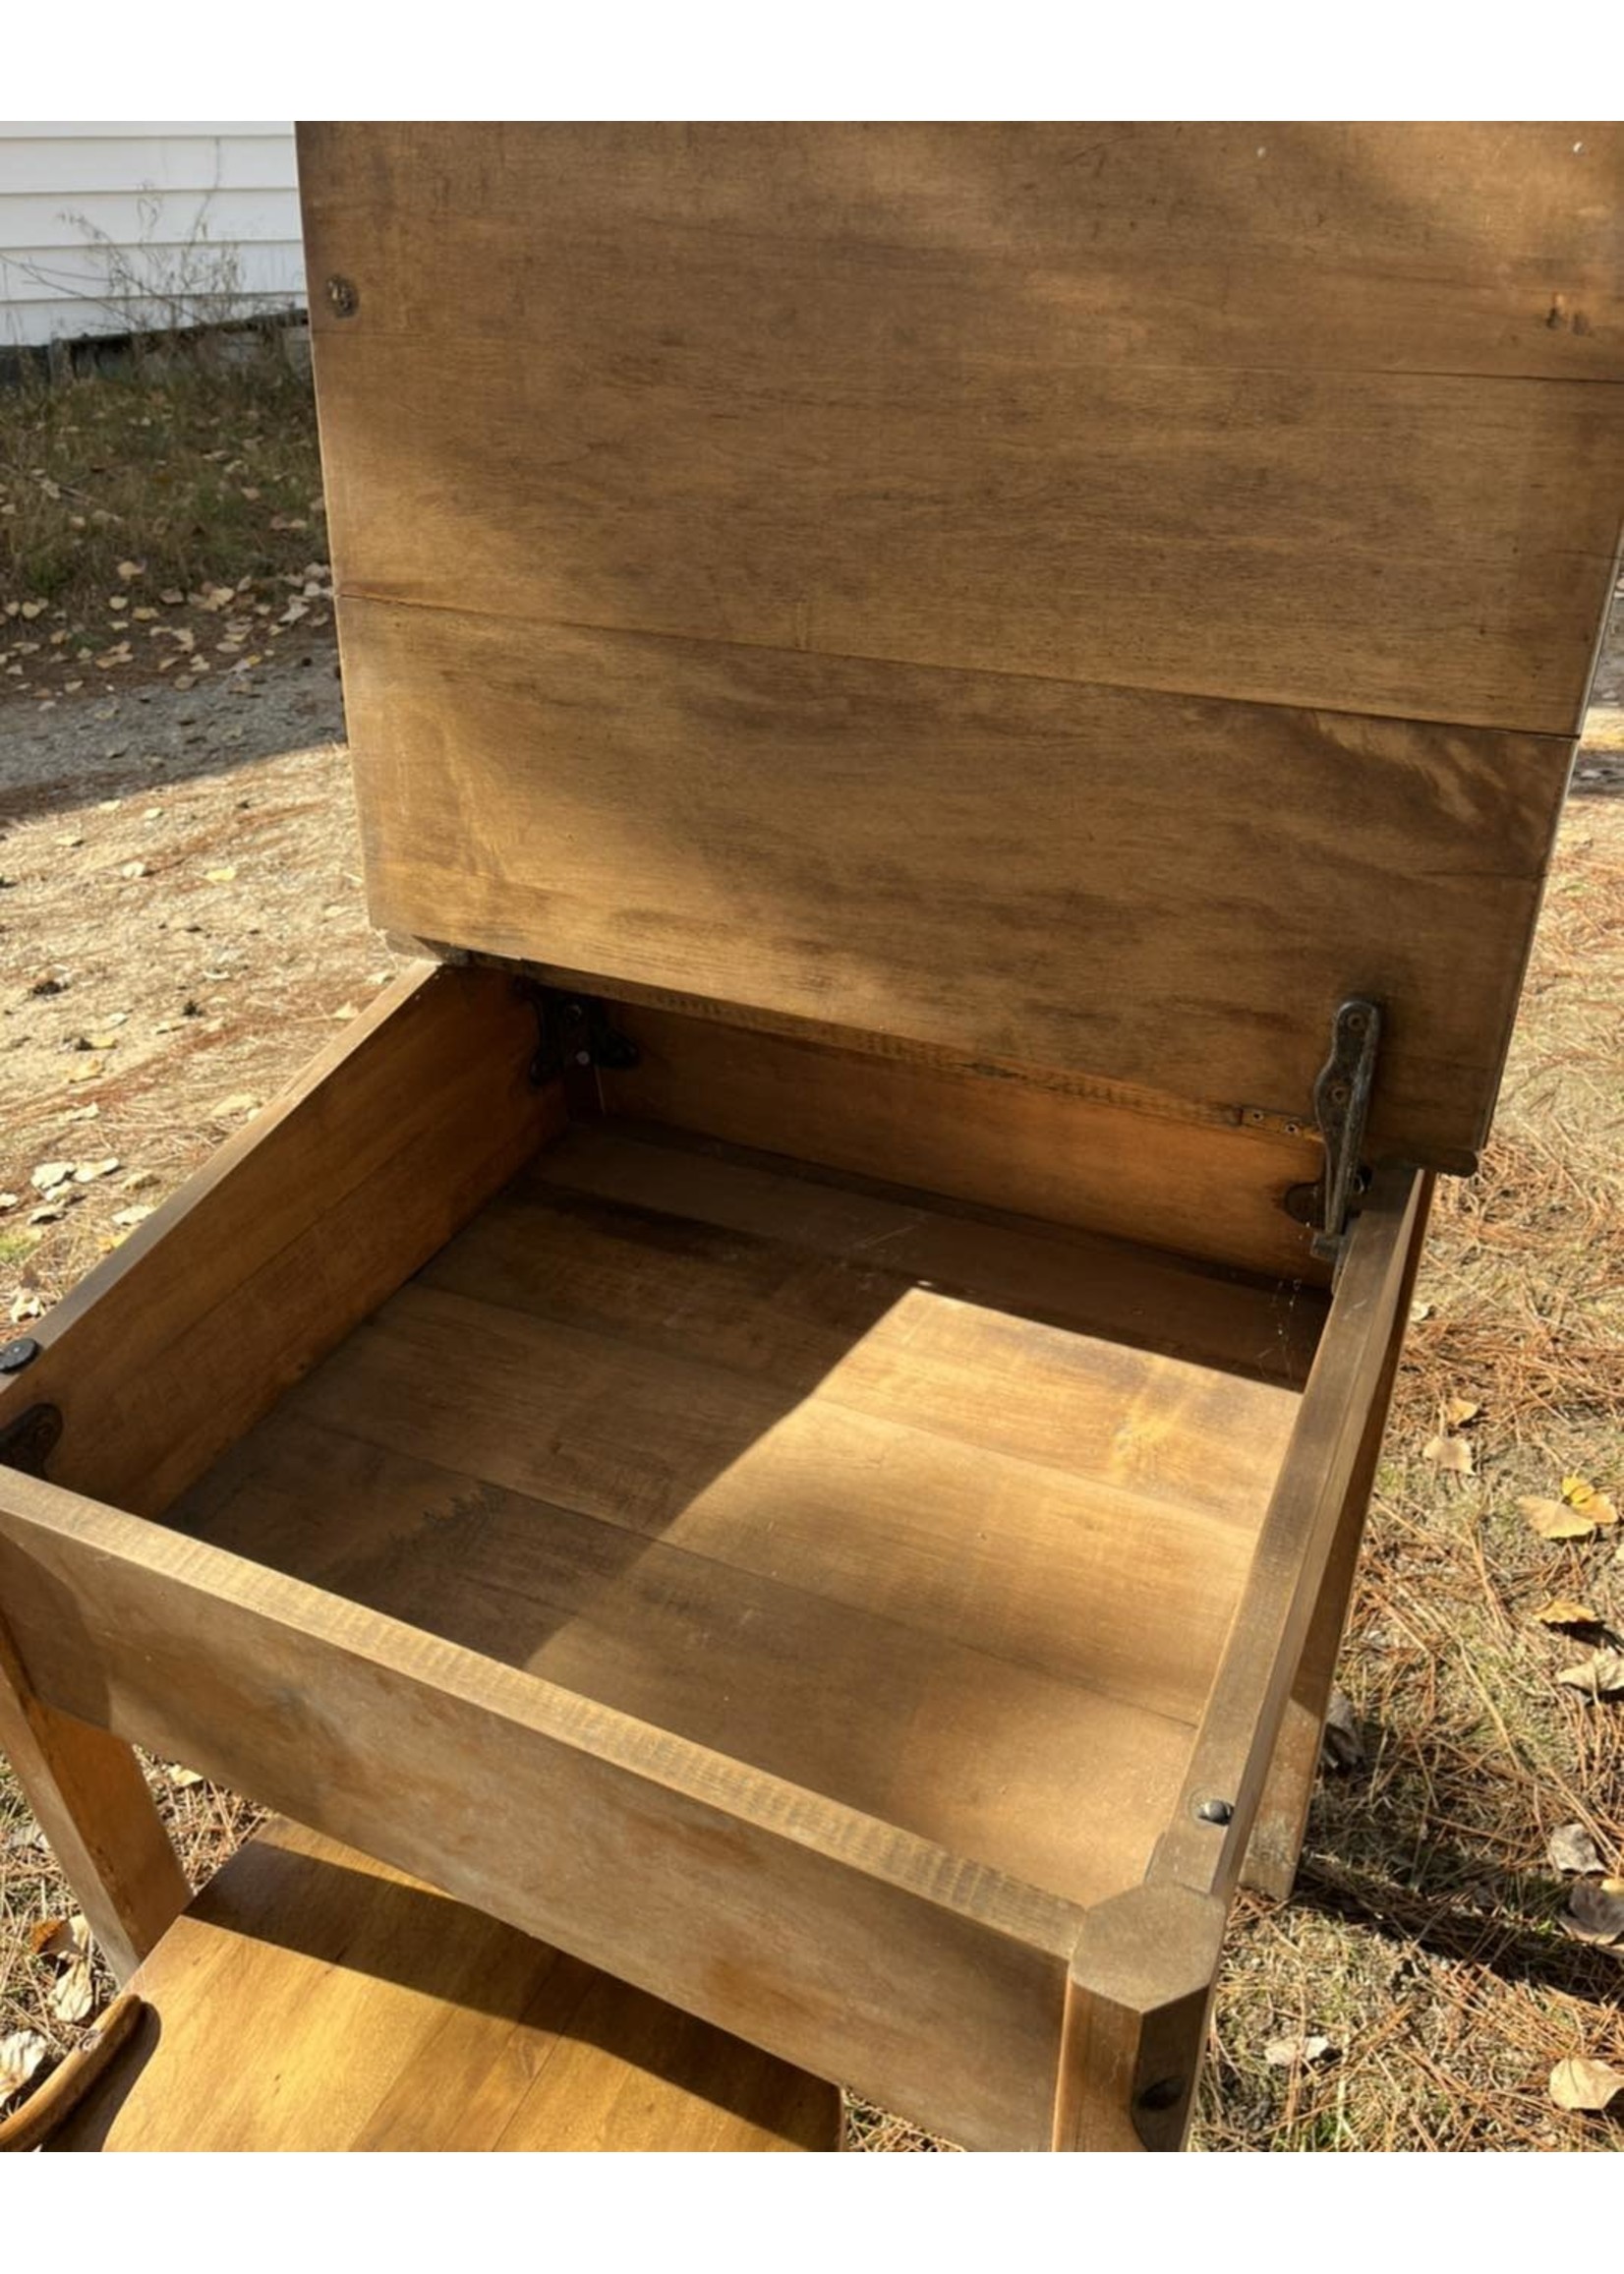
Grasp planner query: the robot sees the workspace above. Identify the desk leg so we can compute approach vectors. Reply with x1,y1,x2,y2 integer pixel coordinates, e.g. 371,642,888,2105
0,1616,187,1982
1054,1886,1227,2151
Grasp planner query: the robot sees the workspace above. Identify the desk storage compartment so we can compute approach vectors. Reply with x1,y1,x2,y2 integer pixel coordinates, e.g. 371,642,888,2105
0,962,1425,2150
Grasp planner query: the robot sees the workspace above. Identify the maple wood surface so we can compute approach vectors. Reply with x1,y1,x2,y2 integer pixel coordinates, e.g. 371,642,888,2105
50,1819,841,2151
302,123,1623,1164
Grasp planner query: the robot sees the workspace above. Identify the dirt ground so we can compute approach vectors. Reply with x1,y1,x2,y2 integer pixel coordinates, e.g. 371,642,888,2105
2,600,1623,2150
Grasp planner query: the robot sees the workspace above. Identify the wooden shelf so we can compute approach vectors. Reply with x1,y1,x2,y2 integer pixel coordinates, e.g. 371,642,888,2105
171,1122,1312,1914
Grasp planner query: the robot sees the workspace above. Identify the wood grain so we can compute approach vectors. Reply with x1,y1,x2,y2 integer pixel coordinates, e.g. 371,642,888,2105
1151,1162,1428,1899
528,1118,1327,1382
302,124,1624,383
1241,1172,1434,1900
302,125,1624,731
0,1468,1079,2151
165,1120,1299,1725
52,1822,841,2152
0,1617,186,1981
342,603,1574,1168
178,1421,1197,1908
0,961,562,1520
595,1005,1327,1285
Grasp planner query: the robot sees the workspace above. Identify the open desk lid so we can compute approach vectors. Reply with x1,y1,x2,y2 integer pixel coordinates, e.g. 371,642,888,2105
298,123,1624,1170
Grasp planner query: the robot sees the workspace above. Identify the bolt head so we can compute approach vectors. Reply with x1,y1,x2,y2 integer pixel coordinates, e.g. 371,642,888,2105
0,1335,40,1374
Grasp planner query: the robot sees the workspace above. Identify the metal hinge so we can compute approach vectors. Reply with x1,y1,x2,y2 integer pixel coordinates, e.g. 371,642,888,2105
523,986,640,1087
1284,998,1382,1266
0,1403,62,1481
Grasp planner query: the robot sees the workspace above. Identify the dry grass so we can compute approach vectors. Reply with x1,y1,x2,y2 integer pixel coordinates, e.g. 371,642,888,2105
1,336,330,703
1191,790,1624,2154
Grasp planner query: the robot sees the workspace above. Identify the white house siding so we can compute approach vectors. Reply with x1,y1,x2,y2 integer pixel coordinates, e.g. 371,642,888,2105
0,123,305,349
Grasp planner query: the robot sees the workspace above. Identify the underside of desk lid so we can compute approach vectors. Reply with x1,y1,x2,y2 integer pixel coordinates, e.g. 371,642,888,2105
298,123,1624,1172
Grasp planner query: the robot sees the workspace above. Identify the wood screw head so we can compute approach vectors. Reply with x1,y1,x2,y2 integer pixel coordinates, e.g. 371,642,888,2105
0,1335,40,1373
1192,1795,1235,1825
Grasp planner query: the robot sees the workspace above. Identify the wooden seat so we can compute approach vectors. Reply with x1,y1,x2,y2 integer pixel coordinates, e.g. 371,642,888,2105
42,1819,841,2152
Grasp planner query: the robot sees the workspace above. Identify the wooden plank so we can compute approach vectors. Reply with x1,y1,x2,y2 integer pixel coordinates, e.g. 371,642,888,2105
318,338,1621,738
528,1119,1328,1384
0,963,554,1981
0,960,562,1519
179,1422,1196,1907
302,125,1624,731
0,1470,1079,2151
341,602,1574,1168
0,1617,186,1982
1241,1173,1435,1900
53,1821,841,2151
239,1274,1280,1722
301,124,1624,384
1150,1162,1427,1898
427,1154,1305,1519
594,1007,1328,1288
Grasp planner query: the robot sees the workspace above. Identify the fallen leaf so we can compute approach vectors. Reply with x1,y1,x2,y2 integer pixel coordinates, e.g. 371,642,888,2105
1264,2033,1333,2069
66,1103,100,1123
158,587,185,607
28,1204,65,1227
115,558,143,581
82,1030,121,1051
66,1057,105,1084
1522,1496,1596,1542
1550,2057,1624,2112
1556,1651,1624,1698
1445,1397,1481,1429
203,865,237,885
1424,1434,1474,1475
51,1956,94,2023
118,861,147,880
1548,1822,1605,1875
1409,1301,1433,1322
1563,1478,1620,1528
0,1193,17,1212
1562,1880,1624,1945
9,1294,44,1321
332,1002,358,1021
112,1205,154,1229
166,1765,204,1790
73,1158,120,1184
1320,1688,1364,1771
1536,1600,1602,1628
210,1092,261,1119
30,1912,88,1963
29,1161,71,1193
0,2030,48,2110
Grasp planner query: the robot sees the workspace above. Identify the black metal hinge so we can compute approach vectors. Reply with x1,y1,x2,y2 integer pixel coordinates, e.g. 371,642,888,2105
522,987,641,1087
1285,997,1382,1267
0,1403,62,1481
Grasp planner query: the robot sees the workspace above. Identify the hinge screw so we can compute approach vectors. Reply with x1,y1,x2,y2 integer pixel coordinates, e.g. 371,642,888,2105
1192,1795,1235,1826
